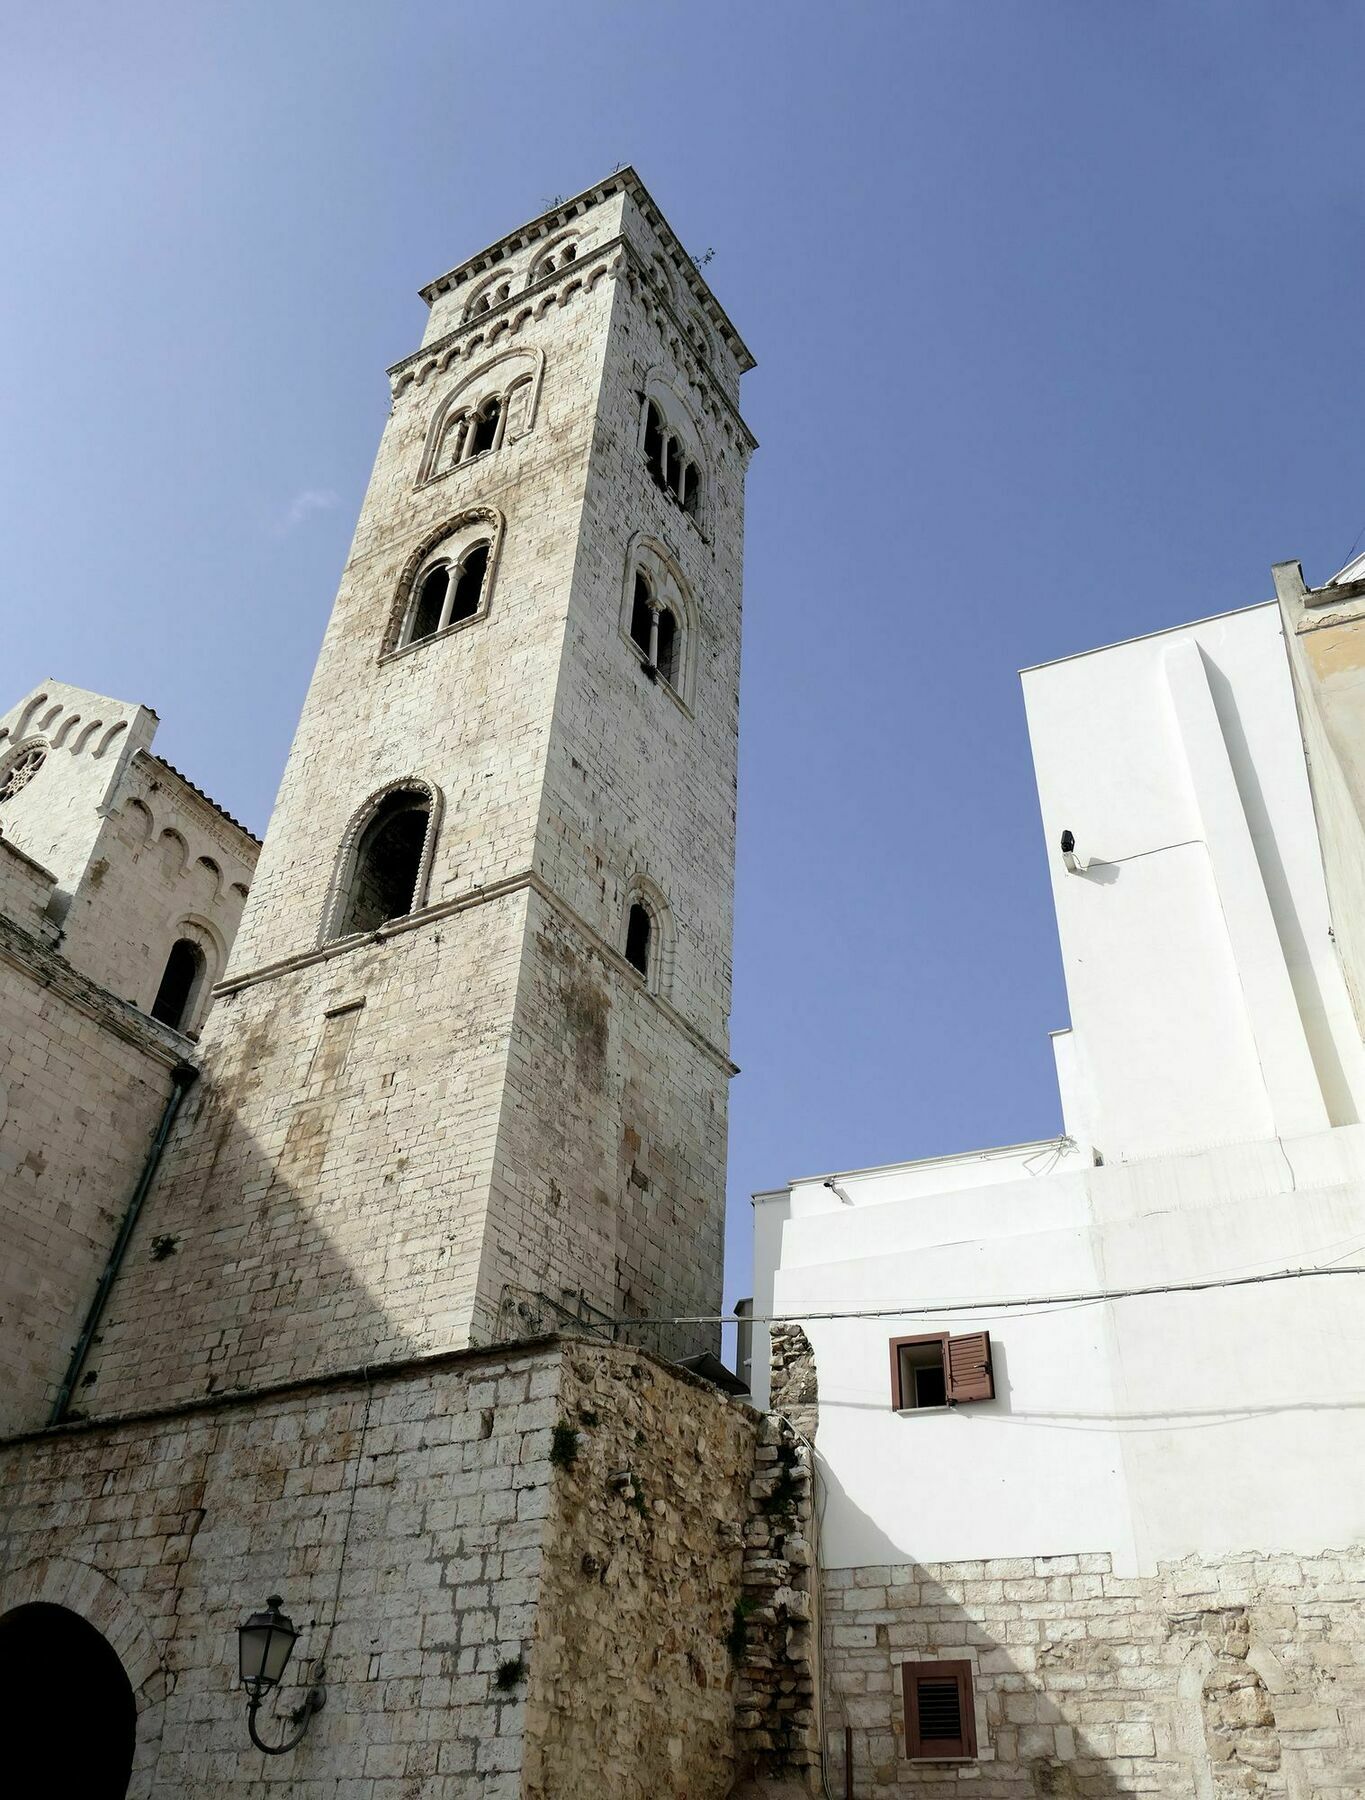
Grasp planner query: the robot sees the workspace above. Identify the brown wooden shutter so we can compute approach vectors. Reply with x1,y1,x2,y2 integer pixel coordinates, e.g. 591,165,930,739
945,1331,994,1403
902,1659,977,1758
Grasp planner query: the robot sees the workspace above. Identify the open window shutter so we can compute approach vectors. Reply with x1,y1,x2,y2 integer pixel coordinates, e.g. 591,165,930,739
945,1331,994,1403
903,1660,977,1758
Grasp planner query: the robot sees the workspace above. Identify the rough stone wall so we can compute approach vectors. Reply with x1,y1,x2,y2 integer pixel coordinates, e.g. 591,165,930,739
822,1547,1365,1797
522,1340,757,1800
734,1411,820,1789
0,1344,564,1799
0,911,185,1435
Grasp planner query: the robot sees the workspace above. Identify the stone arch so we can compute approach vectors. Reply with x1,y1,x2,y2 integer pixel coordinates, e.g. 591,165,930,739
321,776,443,944
158,827,189,879
529,228,582,284
193,855,223,902
621,533,697,707
150,914,223,1033
0,1556,168,1787
1173,1616,1305,1800
418,348,544,483
94,720,129,759
120,796,155,845
383,507,505,654
620,871,676,998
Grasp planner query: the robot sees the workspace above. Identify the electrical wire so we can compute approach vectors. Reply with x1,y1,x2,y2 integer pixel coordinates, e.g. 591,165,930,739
578,1260,1365,1332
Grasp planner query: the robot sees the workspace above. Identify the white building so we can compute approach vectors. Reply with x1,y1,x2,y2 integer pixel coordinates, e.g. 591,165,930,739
752,558,1365,1794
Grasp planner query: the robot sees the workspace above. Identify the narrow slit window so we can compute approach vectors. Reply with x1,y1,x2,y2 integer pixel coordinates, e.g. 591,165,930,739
655,607,678,686
625,902,652,978
644,403,665,486
409,566,449,644
630,573,654,659
903,1660,977,1760
448,542,489,624
338,790,431,937
150,938,204,1032
469,397,501,457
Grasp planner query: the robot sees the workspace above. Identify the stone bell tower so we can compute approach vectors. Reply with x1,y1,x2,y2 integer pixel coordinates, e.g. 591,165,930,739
81,170,756,1416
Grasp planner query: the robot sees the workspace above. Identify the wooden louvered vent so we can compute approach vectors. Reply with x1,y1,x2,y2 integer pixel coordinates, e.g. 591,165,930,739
903,1659,977,1758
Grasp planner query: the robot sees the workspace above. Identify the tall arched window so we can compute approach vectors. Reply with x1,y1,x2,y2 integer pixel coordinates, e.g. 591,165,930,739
643,402,665,486
150,937,204,1032
0,1604,136,1799
625,901,652,978
639,391,704,522
336,787,432,937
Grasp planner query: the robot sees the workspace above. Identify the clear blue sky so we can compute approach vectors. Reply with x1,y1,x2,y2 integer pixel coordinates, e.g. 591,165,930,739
4,3,1363,1313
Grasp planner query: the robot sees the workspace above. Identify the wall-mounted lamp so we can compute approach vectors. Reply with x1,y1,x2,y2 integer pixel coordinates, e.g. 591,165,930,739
237,1595,325,1754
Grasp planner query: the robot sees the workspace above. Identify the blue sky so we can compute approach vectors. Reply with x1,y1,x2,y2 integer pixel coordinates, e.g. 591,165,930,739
4,3,1364,1311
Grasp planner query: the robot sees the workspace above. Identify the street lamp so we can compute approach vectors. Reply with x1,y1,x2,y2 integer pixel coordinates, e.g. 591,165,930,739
237,1596,325,1754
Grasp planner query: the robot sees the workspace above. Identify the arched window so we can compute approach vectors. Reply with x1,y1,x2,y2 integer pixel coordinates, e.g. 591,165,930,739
630,572,655,659
150,937,204,1031
625,902,652,978
402,541,491,647
639,391,704,524
469,396,502,457
409,564,450,643
336,787,432,937
655,607,678,686
448,542,489,623
0,1604,136,1799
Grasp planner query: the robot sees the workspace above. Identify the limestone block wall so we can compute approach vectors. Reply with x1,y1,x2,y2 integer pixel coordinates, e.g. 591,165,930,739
57,751,256,1031
0,1337,758,1800
479,887,730,1359
82,891,530,1417
0,913,185,1435
822,1548,1365,1797
0,837,58,937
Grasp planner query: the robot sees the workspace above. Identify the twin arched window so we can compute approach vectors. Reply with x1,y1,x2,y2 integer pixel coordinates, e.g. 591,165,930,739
435,378,531,474
405,541,490,647
629,572,679,689
642,399,701,517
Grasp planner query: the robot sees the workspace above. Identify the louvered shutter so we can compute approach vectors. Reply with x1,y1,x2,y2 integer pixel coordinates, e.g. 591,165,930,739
903,1659,977,1758
945,1331,994,1403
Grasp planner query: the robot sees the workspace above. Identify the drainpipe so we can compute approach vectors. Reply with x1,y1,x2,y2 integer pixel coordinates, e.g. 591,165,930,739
49,1060,199,1425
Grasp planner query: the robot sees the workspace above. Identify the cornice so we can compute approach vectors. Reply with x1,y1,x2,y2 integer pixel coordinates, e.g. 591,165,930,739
390,237,757,457
0,910,191,1070
213,867,736,1075
134,750,261,854
416,165,755,374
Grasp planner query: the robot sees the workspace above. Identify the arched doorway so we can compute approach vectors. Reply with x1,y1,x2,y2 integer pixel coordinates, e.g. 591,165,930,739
0,1603,136,1796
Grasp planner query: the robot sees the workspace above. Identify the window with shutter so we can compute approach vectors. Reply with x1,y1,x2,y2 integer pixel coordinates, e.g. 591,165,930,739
902,1659,977,1759
890,1332,994,1409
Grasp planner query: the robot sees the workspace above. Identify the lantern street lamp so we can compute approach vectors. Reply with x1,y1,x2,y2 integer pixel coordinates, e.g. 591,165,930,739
237,1596,325,1754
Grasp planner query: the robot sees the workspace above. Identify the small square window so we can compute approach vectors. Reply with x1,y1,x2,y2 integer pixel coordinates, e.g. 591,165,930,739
890,1331,994,1409
902,1659,977,1760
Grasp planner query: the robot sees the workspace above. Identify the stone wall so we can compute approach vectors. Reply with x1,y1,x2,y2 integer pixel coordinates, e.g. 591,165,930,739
0,1336,764,1798
523,1340,757,1800
822,1547,1365,1797
0,909,186,1435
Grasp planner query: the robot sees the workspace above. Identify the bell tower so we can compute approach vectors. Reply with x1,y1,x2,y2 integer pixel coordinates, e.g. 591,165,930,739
83,171,756,1415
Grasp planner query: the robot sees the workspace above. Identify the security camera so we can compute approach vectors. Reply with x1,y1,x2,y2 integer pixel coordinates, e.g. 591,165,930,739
1060,829,1085,875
